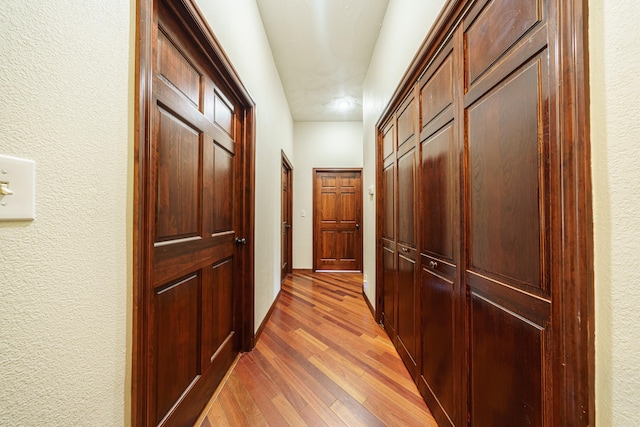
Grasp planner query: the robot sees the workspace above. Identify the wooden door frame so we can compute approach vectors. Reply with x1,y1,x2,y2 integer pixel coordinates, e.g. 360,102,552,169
375,0,593,423
281,150,293,282
133,0,255,425
312,168,363,272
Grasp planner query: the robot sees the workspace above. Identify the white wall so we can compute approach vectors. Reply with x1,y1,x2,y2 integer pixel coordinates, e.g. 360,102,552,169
292,122,364,269
590,0,640,424
361,0,446,307
194,0,294,330
0,1,131,425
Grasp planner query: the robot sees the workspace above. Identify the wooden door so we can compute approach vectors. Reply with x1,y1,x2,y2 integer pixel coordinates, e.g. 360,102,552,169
134,1,255,425
418,35,459,427
313,169,362,271
380,121,397,339
395,91,420,379
463,0,556,424
281,152,293,281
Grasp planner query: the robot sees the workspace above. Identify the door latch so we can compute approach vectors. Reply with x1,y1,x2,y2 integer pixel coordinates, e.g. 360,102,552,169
235,237,247,246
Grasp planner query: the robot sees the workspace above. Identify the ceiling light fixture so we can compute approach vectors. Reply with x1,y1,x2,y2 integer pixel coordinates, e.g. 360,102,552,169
338,100,350,109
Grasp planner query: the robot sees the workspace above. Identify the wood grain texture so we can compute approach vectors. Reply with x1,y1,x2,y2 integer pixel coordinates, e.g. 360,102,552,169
376,0,593,425
134,0,256,425
313,170,363,271
198,271,437,427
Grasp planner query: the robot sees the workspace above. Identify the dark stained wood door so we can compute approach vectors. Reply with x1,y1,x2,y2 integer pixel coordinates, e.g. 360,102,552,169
418,34,459,427
463,0,555,424
377,0,592,425
313,169,362,271
281,152,293,281
380,121,397,340
134,1,255,425
395,91,420,379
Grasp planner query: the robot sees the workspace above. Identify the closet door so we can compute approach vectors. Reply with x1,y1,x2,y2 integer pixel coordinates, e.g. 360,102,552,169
463,0,556,424
418,35,460,427
395,91,419,378
381,121,397,340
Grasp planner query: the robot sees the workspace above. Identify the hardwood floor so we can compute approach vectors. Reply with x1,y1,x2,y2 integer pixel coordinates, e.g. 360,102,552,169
197,271,437,426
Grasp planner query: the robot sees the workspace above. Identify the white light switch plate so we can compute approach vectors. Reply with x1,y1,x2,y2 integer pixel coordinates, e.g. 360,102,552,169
0,155,36,221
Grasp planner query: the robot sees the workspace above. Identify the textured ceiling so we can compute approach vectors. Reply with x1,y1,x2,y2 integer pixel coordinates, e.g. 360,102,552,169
256,0,389,122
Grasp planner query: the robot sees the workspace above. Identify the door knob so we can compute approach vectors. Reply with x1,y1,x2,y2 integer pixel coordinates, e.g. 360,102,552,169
356,223,360,230
235,237,247,246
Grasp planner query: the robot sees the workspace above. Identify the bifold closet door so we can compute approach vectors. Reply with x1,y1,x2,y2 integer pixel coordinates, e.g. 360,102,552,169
418,34,459,427
463,0,556,424
395,92,420,379
381,121,397,340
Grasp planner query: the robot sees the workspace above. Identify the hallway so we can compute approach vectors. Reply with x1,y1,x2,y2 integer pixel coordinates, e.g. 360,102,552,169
197,271,437,426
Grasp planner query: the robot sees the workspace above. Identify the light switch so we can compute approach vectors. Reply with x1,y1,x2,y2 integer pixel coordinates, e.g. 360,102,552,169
0,155,35,221
300,210,306,217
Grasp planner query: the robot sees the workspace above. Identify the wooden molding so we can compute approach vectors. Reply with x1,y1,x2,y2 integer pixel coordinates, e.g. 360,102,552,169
363,290,376,320
254,288,283,345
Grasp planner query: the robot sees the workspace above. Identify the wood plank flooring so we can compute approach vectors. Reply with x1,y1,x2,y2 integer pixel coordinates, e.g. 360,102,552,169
197,271,437,426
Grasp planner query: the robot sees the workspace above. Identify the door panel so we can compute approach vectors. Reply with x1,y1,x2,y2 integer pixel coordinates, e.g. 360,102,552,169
314,170,362,271
155,108,201,242
205,259,234,356
382,163,395,241
382,244,397,338
470,294,543,426
212,144,234,234
397,97,416,149
154,274,200,425
382,120,395,161
465,0,542,84
396,249,418,377
397,148,416,248
158,30,200,105
468,60,544,291
421,125,454,262
421,267,454,419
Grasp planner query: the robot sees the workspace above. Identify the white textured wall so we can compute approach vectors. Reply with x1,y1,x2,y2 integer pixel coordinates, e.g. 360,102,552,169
0,1,131,425
590,0,640,424
292,122,364,269
194,0,294,330
361,0,446,307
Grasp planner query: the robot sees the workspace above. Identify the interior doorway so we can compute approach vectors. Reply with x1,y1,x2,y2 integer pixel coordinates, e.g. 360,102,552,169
313,168,363,271
281,151,293,281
